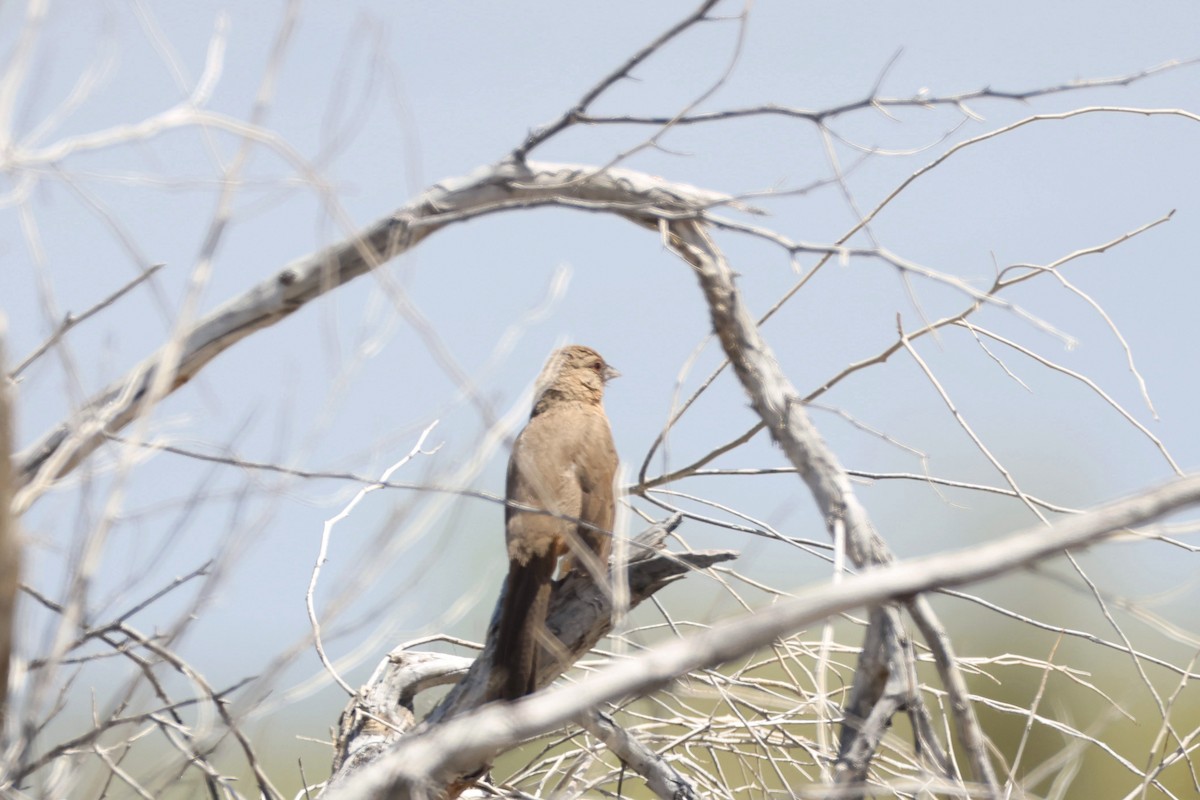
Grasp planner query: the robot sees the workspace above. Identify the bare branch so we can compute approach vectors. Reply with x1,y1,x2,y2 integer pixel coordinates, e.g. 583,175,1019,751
512,0,724,160
958,321,1180,472
307,423,442,697
0,332,16,732
328,472,1200,798
575,710,702,800
668,219,997,793
13,161,737,510
7,15,1197,793
577,58,1200,127
321,517,737,797
8,263,165,380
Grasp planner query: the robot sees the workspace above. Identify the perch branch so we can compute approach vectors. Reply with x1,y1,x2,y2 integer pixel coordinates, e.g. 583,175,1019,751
320,516,736,798
325,471,1200,799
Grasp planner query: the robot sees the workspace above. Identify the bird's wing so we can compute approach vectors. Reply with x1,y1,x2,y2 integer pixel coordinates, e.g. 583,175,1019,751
505,410,581,564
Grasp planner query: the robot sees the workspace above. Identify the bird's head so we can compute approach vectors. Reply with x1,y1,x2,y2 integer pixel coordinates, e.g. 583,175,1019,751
532,345,618,410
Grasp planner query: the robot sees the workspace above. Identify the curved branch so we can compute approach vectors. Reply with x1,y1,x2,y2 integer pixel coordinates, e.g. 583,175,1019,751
321,516,737,798
325,472,1200,798
666,219,996,793
14,161,738,511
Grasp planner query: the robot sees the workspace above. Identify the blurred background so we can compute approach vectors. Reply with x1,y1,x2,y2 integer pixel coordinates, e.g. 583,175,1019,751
2,0,1199,796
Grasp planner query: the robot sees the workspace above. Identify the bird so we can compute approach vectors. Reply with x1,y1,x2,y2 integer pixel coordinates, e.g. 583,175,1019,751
494,345,619,701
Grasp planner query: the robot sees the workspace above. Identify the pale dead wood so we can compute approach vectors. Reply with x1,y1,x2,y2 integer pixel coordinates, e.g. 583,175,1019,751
631,159,1180,500
13,160,737,513
11,154,1153,796
7,16,1196,791
11,153,1184,798
665,219,991,792
324,472,1200,798
0,333,16,730
319,516,736,798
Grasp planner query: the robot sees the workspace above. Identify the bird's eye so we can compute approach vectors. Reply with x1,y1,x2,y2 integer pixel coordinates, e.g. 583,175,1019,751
592,362,603,371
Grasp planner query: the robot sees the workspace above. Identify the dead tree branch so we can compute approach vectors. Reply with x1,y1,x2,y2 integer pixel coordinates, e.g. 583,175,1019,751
321,516,736,798
13,161,738,513
9,129,1192,798
666,219,993,794
0,335,16,731
325,471,1200,798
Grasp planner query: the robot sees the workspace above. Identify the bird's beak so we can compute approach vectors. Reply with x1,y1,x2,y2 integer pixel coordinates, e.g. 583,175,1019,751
603,364,621,383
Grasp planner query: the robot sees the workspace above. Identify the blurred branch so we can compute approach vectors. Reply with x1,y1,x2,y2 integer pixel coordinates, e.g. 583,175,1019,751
321,516,736,798
18,131,1182,515
667,220,985,792
7,264,165,380
0,332,16,733
630,207,1176,496
308,423,443,698
7,92,1194,799
326,471,1200,798
15,582,260,796
13,160,738,512
575,710,701,800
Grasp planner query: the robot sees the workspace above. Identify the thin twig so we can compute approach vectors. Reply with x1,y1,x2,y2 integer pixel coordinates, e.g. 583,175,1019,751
9,264,165,379
306,422,441,696
577,58,1200,128
512,0,724,160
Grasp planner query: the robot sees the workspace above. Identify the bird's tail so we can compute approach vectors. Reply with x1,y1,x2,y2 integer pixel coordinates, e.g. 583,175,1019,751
494,554,556,701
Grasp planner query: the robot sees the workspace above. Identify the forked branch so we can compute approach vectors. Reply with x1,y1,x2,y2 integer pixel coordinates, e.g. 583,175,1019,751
319,516,737,798
325,472,1200,798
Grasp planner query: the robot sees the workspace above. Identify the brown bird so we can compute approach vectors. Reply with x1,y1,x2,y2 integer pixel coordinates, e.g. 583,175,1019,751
494,345,619,701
